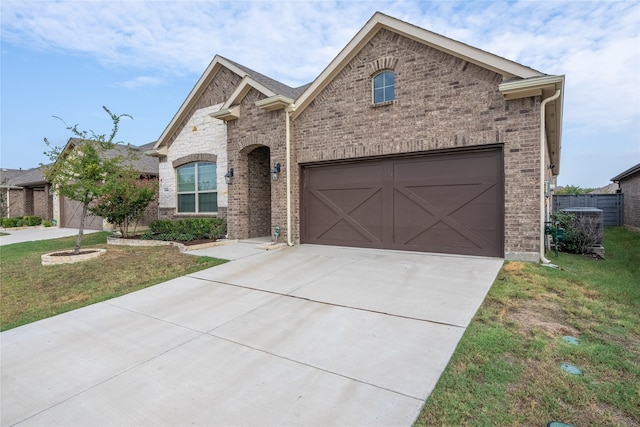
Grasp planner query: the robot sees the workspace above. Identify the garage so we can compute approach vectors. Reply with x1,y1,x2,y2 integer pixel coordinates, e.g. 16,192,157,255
301,148,504,257
61,196,103,230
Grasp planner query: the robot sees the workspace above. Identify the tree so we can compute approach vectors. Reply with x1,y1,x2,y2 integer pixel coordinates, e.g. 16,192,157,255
42,106,132,254
90,168,157,238
554,184,597,195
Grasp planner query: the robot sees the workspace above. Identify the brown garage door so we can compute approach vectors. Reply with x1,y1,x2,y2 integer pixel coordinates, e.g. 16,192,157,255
301,148,503,257
61,197,103,230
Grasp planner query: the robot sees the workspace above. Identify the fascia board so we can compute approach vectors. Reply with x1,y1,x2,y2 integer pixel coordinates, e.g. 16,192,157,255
255,95,294,111
153,55,250,150
499,75,565,98
292,12,544,120
209,105,240,121
611,163,640,182
221,76,277,110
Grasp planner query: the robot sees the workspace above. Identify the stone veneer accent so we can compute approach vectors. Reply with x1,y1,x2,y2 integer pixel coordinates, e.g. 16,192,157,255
158,103,228,218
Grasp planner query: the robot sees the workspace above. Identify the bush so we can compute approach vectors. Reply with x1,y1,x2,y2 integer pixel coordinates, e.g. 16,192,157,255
2,216,43,228
42,220,53,228
144,218,226,242
551,211,601,254
2,217,18,228
25,216,42,226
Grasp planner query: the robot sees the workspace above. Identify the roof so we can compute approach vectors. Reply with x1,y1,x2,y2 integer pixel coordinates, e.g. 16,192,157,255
64,138,158,176
611,163,640,182
0,167,47,188
1,139,159,189
152,55,305,152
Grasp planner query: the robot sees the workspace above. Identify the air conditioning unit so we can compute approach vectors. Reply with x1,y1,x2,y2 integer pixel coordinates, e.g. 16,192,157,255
561,207,604,257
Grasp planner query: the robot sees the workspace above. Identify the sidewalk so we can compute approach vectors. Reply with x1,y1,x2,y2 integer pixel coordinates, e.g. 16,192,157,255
0,227,101,246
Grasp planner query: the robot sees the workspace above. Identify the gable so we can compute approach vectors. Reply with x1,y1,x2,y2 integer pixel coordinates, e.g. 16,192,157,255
292,12,545,121
152,59,244,153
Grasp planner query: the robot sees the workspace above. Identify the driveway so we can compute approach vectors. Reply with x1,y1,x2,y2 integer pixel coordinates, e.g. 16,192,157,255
1,242,503,426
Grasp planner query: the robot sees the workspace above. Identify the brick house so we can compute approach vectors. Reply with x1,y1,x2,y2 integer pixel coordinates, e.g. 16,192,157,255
0,167,53,221
150,12,565,261
611,163,640,228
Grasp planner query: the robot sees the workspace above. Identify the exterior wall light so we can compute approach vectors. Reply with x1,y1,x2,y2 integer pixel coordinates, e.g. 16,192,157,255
271,163,281,181
224,168,234,185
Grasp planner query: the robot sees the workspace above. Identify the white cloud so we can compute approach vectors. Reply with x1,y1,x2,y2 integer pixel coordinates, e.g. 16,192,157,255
1,0,638,185
114,75,164,89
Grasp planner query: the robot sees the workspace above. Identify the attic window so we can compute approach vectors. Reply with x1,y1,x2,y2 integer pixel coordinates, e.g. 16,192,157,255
373,71,395,104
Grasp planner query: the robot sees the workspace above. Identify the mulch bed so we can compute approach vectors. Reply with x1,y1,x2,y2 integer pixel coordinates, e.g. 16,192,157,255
112,235,218,246
48,250,101,257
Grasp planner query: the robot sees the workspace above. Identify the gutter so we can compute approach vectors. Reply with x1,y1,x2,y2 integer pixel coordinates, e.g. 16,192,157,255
540,89,561,265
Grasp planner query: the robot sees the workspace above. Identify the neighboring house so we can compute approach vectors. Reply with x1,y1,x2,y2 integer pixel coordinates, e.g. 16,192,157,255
589,183,619,194
611,163,640,228
53,138,159,230
0,167,53,220
151,12,565,261
4,138,158,230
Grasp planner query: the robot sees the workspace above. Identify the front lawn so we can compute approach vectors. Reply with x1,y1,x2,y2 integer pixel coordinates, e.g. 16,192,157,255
0,232,227,331
416,227,640,426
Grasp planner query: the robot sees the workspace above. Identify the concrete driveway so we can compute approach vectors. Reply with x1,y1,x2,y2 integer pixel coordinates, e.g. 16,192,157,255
1,242,503,426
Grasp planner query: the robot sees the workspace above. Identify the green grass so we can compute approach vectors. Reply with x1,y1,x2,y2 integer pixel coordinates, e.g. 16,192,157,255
415,227,640,426
0,232,227,331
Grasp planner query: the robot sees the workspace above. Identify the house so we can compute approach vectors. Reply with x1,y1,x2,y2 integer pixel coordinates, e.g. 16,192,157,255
2,139,159,230
611,163,640,228
150,12,565,262
0,167,53,221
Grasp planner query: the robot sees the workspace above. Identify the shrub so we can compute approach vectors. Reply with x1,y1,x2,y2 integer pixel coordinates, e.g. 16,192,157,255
551,211,601,254
2,218,17,228
42,220,53,228
144,218,226,241
25,216,42,226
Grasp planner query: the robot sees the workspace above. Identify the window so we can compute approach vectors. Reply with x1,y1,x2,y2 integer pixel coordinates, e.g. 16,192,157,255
177,162,218,213
373,70,395,104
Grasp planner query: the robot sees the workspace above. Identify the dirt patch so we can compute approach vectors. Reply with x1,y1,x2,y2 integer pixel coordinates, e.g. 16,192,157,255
507,297,579,338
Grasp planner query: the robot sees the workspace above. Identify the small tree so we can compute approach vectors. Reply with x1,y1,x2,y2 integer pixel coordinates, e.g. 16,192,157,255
90,168,157,237
43,106,131,254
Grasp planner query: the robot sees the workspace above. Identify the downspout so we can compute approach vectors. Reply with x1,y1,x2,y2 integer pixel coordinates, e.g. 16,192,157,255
285,104,296,246
539,90,561,264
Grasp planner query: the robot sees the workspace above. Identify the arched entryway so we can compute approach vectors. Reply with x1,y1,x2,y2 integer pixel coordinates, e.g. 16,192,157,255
246,145,272,238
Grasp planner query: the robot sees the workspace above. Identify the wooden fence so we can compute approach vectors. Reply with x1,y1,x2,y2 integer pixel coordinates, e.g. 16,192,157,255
552,194,624,226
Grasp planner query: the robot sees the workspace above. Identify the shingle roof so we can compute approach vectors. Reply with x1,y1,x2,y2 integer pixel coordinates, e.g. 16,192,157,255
611,163,640,182
68,138,159,175
0,167,47,187
221,56,310,99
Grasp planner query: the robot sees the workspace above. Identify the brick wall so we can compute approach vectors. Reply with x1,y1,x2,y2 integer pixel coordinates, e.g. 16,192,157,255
291,29,542,260
226,88,287,240
247,146,271,237
33,188,53,220
620,171,640,228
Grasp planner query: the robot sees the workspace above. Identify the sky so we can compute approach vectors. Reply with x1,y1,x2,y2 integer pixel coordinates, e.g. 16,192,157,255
1,1,639,188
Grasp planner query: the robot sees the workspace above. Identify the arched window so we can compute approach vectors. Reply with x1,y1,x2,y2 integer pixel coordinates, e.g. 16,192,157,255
373,70,395,104
176,162,217,213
